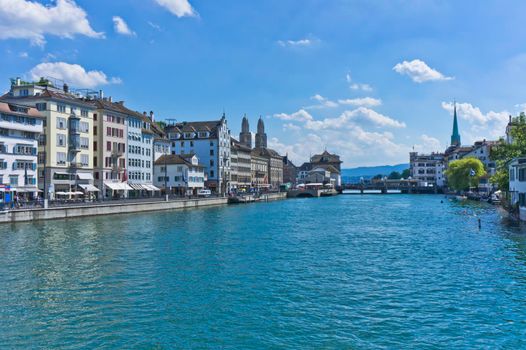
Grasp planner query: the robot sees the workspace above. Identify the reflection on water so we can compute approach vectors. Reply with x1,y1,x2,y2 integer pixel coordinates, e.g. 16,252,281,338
1,195,526,349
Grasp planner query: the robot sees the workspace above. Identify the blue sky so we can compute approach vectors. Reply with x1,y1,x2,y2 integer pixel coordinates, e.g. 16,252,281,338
1,0,526,167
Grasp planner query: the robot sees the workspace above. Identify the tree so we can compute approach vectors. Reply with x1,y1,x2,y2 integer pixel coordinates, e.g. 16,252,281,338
372,174,383,180
444,157,486,192
401,169,410,179
490,113,526,191
388,171,401,179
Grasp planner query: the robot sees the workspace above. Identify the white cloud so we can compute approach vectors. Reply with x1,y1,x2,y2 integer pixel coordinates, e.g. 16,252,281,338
441,101,509,142
346,71,373,91
154,0,196,17
393,59,453,83
413,134,443,153
147,21,162,31
338,97,382,107
350,83,373,91
274,109,314,122
305,94,338,109
113,16,135,36
272,106,409,166
19,52,28,58
277,39,313,47
0,0,103,46
29,62,121,89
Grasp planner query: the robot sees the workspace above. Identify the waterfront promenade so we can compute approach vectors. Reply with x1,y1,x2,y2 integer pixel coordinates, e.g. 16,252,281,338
1,195,525,348
0,192,287,223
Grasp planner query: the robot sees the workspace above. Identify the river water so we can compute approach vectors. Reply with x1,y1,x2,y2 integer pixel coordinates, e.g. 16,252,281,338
1,195,526,349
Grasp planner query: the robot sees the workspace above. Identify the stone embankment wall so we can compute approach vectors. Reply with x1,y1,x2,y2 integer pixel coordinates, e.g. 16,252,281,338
1,198,228,224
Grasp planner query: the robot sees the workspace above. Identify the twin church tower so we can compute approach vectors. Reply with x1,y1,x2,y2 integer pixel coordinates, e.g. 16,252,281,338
240,115,267,149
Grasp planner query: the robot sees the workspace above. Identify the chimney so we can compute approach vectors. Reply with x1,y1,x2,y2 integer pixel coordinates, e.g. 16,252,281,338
150,110,154,121
509,115,512,123
16,77,21,86
63,83,69,93
99,89,104,99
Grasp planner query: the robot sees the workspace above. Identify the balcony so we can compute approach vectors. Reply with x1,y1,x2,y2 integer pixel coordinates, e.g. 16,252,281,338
70,162,84,169
69,115,81,135
69,135,81,153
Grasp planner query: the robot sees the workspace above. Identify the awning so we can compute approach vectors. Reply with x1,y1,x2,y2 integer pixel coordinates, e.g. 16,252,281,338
148,184,160,191
79,184,100,192
104,182,132,191
55,191,68,195
142,184,160,191
77,173,93,180
12,187,40,193
129,183,144,190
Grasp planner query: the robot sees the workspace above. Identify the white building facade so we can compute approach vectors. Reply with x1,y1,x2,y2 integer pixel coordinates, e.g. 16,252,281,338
509,157,526,221
409,152,445,187
166,115,231,194
154,154,205,195
0,101,43,197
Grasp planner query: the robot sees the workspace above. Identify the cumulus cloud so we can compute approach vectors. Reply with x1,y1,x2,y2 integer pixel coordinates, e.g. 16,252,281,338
414,134,443,153
277,39,313,47
304,94,338,109
338,97,382,107
393,59,453,83
113,16,135,36
441,101,509,142
271,105,409,166
154,0,196,17
346,72,373,91
29,62,121,89
0,0,103,46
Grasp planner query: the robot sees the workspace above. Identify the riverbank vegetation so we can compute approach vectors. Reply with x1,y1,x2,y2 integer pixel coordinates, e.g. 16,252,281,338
491,113,526,192
445,158,486,191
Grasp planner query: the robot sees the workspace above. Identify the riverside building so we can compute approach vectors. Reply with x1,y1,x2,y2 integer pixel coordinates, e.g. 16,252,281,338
2,78,96,198
165,115,231,194
409,152,445,187
126,111,158,195
92,98,129,198
509,157,526,221
0,101,43,197
153,154,205,196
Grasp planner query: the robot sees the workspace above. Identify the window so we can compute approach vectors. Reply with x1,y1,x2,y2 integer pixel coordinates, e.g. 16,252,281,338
36,103,47,111
80,121,89,133
94,113,98,121
56,117,67,129
210,170,214,178
94,156,98,167
94,126,97,135
38,134,46,146
520,168,526,182
107,141,111,151
57,104,66,113
81,109,88,117
190,141,194,147
80,137,89,149
210,149,214,156
80,154,89,166
180,141,185,147
9,175,18,185
57,134,66,147
56,152,66,165
210,159,214,166
93,141,97,151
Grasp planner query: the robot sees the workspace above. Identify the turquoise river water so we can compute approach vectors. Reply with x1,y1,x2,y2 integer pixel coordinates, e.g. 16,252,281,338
1,195,526,349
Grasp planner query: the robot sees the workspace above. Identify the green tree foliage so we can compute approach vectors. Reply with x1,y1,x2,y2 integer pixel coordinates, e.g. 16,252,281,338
444,157,486,191
401,169,410,179
372,174,383,180
490,113,526,191
388,171,401,179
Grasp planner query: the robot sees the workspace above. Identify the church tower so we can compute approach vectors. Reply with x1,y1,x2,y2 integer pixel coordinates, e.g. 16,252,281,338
239,114,252,148
255,116,267,149
450,102,461,147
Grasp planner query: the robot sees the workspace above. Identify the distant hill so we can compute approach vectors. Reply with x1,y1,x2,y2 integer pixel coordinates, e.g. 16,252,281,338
341,163,409,183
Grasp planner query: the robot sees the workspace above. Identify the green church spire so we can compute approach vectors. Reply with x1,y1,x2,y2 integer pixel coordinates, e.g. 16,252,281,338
450,101,461,147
